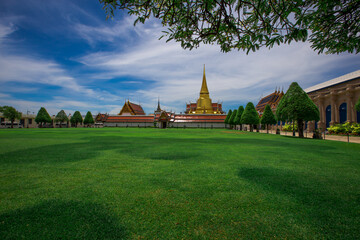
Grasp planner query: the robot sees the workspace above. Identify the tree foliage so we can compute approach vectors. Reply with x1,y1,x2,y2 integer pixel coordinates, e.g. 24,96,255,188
224,109,232,124
229,109,237,126
356,97,360,112
276,82,319,137
55,110,69,127
234,106,244,125
35,107,52,126
0,106,22,128
241,102,259,132
84,111,95,125
100,0,360,54
261,105,277,125
261,104,277,133
71,111,83,127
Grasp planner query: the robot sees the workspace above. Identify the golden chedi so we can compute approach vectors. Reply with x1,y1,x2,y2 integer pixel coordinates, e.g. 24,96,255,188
195,65,217,114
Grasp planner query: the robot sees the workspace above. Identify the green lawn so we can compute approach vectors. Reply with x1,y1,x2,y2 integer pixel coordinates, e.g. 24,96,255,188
0,128,359,239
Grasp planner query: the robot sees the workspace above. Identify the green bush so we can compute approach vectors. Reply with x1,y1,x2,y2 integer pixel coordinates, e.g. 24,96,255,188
282,122,298,132
351,124,360,135
327,123,360,135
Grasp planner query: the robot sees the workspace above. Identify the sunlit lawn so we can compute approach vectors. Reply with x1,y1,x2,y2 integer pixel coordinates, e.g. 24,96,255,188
0,128,359,239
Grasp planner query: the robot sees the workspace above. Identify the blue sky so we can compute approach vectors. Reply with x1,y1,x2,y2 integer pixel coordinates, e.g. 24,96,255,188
1,0,359,116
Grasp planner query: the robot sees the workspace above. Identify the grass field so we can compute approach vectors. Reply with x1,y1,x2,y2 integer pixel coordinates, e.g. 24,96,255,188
0,128,359,239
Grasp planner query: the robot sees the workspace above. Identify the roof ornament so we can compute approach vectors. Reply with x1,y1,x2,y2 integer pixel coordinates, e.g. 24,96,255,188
156,97,161,111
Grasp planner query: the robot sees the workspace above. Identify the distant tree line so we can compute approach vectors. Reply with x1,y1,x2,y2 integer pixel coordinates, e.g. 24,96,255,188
2,81,359,137
0,106,95,128
33,108,95,128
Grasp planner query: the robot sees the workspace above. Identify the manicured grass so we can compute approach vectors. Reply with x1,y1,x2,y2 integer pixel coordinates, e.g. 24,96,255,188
0,128,359,239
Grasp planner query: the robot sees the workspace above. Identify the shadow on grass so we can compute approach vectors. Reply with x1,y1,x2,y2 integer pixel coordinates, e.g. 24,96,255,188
0,134,339,165
238,167,359,238
0,200,126,240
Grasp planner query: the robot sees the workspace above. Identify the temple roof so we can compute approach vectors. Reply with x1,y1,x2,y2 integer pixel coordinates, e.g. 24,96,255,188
256,89,284,113
156,98,161,112
119,101,145,115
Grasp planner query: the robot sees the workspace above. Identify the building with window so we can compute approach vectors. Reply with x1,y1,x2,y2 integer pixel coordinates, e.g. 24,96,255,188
305,70,360,131
0,113,37,128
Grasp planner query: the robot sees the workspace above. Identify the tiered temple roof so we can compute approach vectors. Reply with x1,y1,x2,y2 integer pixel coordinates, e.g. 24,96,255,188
255,89,284,116
119,101,145,115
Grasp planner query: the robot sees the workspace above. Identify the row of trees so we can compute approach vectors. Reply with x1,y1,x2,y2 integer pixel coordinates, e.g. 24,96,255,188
0,106,95,128
225,102,275,133
35,108,95,127
225,82,321,138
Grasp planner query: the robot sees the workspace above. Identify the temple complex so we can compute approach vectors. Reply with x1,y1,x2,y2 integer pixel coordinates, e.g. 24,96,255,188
95,67,226,128
186,66,223,114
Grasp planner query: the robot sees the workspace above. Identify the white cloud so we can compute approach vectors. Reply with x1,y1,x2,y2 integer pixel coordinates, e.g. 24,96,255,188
1,7,359,116
0,24,14,40
73,17,135,46
0,94,121,116
77,17,360,112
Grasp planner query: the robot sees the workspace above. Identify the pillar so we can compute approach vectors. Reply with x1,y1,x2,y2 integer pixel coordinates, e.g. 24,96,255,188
347,86,357,123
331,92,338,125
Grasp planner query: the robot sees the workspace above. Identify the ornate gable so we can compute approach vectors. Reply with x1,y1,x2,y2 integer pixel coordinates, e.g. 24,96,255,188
119,101,145,115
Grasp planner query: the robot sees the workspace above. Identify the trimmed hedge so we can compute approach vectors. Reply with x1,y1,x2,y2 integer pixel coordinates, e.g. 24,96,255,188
327,122,360,135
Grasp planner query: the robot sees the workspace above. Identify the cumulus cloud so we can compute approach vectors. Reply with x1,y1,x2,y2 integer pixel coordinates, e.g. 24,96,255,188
76,17,359,112
1,0,359,115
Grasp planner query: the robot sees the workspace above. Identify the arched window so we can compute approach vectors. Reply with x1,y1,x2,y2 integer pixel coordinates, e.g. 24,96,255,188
339,103,347,124
326,105,331,128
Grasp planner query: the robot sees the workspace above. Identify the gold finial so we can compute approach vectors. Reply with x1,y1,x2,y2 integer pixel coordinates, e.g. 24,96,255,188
200,64,209,95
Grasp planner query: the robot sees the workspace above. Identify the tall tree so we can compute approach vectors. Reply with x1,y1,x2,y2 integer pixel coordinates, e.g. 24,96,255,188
356,97,360,112
276,82,320,138
71,111,83,128
261,105,277,134
0,106,22,128
229,109,237,128
224,109,232,128
84,111,95,127
240,102,260,132
100,0,360,54
35,107,52,128
55,110,69,128
234,106,244,130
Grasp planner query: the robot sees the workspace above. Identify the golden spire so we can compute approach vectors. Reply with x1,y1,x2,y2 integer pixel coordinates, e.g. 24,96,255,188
195,65,214,114
200,64,209,96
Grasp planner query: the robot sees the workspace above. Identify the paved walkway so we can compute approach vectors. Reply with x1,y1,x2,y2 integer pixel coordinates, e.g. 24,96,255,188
257,129,360,144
